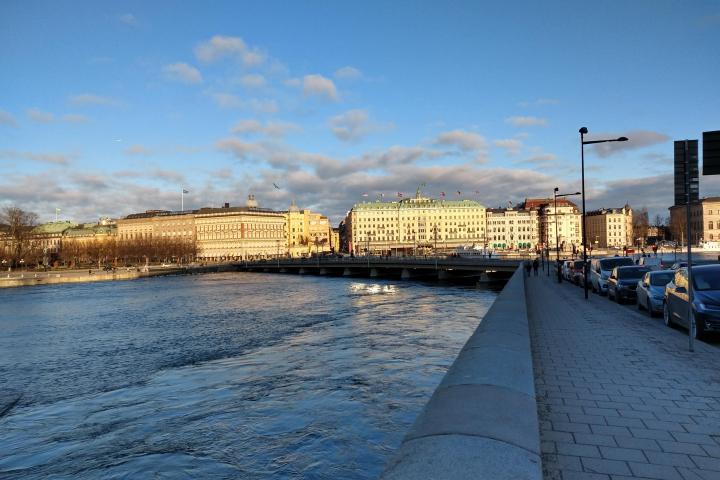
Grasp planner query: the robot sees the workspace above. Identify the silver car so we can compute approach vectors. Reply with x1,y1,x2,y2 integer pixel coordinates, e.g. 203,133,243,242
636,270,674,316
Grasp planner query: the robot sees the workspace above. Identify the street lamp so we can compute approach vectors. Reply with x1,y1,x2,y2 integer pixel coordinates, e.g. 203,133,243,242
553,188,581,283
580,127,629,299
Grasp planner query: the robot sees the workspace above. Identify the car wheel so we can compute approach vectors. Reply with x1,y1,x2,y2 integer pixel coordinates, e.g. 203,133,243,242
693,318,706,341
663,302,673,327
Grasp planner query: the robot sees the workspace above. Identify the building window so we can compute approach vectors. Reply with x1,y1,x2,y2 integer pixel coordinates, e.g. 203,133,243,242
710,221,714,230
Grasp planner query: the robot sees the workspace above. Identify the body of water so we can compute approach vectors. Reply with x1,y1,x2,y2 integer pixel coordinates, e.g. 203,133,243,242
0,272,499,479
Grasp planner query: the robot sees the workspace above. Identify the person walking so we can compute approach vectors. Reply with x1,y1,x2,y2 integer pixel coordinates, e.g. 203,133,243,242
532,257,539,276
524,260,532,277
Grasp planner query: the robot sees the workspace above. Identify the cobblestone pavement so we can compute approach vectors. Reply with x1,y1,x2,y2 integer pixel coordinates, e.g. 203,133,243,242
527,273,720,480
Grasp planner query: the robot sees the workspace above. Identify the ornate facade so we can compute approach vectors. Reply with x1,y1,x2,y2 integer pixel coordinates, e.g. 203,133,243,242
585,206,634,249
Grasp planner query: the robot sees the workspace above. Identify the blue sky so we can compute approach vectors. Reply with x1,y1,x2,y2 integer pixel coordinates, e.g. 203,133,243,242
1,0,719,224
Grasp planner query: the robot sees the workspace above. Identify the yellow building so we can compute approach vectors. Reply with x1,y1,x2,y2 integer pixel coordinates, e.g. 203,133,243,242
585,206,634,249
286,202,333,257
116,210,195,242
669,197,720,245
347,195,487,255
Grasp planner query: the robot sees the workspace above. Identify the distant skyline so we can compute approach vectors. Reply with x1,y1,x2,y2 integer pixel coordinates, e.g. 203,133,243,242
1,0,719,224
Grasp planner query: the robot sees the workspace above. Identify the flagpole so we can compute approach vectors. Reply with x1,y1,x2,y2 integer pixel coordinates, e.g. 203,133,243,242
181,189,184,212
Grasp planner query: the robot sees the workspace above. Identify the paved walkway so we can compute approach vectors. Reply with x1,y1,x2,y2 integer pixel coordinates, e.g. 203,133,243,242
527,273,720,480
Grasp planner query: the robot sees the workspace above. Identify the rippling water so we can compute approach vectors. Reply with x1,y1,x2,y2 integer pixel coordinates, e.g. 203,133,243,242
0,272,500,479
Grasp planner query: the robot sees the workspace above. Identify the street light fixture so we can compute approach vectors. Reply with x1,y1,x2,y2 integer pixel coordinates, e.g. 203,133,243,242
553,188,581,283
580,127,629,299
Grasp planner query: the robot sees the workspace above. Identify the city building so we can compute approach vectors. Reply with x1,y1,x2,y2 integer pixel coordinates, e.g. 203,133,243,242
524,198,582,252
584,206,633,249
116,210,196,242
30,221,78,264
287,202,333,257
669,197,720,245
346,194,487,255
194,196,287,261
486,206,539,250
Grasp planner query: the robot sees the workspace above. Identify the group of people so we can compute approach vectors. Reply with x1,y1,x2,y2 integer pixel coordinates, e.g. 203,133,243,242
524,258,540,276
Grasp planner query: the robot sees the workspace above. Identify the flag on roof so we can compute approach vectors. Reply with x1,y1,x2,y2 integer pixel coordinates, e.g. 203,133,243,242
361,192,369,197
397,192,403,197
440,191,446,197
182,189,189,194
456,190,462,196
380,193,384,197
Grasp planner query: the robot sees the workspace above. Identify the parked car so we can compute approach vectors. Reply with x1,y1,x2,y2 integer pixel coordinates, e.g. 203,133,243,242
561,260,573,280
570,260,587,285
590,256,635,295
607,266,651,303
636,270,675,316
664,264,720,340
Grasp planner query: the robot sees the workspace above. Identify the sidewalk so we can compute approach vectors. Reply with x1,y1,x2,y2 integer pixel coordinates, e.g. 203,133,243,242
526,274,720,480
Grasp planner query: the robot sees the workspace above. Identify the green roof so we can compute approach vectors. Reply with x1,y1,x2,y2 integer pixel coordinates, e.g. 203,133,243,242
64,225,116,237
31,221,78,234
353,198,485,210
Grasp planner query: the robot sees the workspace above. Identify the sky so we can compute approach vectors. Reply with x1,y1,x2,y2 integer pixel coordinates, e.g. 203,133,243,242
1,0,719,225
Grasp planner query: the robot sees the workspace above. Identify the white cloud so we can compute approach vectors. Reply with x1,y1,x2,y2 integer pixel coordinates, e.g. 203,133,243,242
588,130,670,157
69,93,120,107
330,109,390,142
506,116,548,127
330,109,369,141
231,119,299,137
239,74,266,88
163,62,203,84
284,78,302,87
119,14,139,27
247,99,278,114
211,93,243,109
0,149,73,165
0,109,18,127
216,138,262,161
124,145,154,156
62,114,89,123
303,74,338,101
194,35,264,66
494,138,523,155
334,66,362,80
27,108,55,123
435,129,487,152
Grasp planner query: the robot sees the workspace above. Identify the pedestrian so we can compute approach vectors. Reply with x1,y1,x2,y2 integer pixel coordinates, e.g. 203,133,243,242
532,258,539,276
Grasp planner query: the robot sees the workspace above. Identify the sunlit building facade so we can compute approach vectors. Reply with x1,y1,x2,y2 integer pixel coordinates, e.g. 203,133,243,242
346,196,487,255
585,206,633,249
486,207,539,250
525,198,582,252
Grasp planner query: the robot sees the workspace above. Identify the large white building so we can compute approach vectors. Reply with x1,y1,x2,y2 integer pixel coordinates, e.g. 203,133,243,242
585,206,633,249
346,195,487,255
524,198,582,253
486,206,539,250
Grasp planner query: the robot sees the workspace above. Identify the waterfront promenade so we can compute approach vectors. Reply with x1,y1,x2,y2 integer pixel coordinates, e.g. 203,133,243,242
528,275,720,480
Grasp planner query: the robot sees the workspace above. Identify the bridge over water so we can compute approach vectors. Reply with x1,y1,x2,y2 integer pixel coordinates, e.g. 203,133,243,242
234,256,525,282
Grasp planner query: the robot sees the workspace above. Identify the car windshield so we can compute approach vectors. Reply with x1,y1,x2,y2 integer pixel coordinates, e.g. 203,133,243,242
650,272,674,286
573,261,584,268
692,269,720,291
600,258,634,270
617,267,650,279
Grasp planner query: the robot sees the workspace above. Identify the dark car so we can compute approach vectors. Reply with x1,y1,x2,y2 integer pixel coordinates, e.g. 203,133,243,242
664,264,720,340
607,266,651,303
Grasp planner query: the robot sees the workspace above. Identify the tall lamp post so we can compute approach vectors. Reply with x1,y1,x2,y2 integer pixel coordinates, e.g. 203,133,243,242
580,127,629,299
554,188,581,283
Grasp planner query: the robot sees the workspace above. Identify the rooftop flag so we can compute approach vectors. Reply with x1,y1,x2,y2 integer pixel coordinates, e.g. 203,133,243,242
397,192,403,197
361,192,369,197
182,189,189,194
440,191,446,197
456,190,462,196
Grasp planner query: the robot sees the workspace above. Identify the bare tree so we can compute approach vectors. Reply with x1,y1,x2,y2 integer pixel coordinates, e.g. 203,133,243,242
632,207,650,245
653,214,665,227
0,206,38,267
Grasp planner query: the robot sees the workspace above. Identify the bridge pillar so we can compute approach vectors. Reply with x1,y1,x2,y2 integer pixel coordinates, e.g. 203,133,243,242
401,268,412,280
343,268,353,276
370,268,379,278
477,272,490,284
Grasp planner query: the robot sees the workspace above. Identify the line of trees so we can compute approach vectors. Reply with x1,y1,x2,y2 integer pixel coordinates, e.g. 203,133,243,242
60,237,197,268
